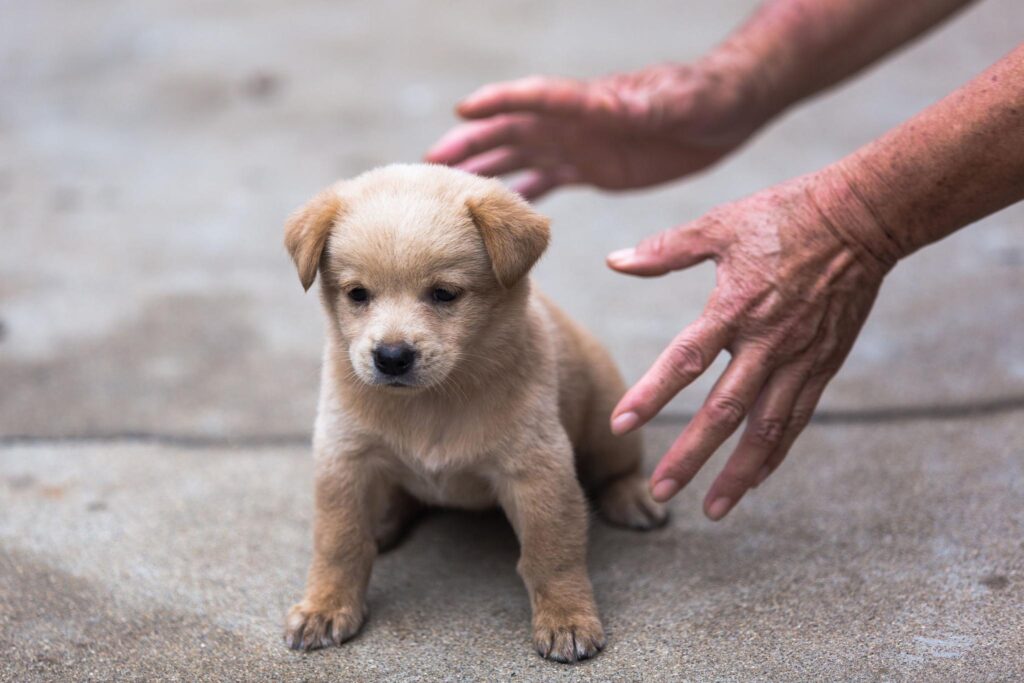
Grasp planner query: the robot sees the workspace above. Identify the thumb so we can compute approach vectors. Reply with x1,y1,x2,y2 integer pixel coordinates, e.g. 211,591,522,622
607,223,715,277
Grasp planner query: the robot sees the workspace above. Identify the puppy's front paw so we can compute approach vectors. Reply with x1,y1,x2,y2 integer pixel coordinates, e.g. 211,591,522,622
284,601,365,651
598,474,668,530
533,616,605,663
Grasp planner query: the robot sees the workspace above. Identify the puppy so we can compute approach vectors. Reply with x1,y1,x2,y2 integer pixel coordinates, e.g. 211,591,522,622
282,164,666,663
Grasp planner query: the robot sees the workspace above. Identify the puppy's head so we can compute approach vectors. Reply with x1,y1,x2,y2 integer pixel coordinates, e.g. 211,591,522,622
284,164,549,391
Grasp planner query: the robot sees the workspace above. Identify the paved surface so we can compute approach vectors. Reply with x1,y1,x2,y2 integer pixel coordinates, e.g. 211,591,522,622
2,418,1023,681
2,0,1022,680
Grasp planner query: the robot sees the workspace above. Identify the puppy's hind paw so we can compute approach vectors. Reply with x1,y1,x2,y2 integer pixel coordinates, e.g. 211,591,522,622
598,474,668,530
284,602,365,651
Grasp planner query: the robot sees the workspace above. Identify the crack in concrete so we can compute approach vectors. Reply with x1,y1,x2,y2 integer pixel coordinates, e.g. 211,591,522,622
2,394,1022,449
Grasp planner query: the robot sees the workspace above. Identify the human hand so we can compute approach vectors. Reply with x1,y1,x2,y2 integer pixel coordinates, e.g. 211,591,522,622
606,170,891,520
425,59,770,199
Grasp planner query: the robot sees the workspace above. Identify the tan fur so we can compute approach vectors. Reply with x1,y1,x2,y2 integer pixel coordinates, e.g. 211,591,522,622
284,184,346,291
282,164,666,663
467,192,550,288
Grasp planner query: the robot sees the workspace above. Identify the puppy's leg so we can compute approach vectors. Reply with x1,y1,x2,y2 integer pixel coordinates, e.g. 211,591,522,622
596,467,668,530
497,437,605,663
579,362,667,530
284,455,378,651
373,485,424,553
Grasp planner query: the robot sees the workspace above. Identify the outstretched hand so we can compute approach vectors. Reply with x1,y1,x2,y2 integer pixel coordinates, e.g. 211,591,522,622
427,66,889,521
425,62,766,199
607,172,888,520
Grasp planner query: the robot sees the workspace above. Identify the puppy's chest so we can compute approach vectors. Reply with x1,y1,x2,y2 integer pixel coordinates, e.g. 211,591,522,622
371,405,492,461
396,463,496,510
375,416,502,510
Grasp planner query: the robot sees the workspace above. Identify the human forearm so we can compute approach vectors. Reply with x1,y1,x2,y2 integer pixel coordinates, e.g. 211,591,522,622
702,0,976,125
817,44,1024,269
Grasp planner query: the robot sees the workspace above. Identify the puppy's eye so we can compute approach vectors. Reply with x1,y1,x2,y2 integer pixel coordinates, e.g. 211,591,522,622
432,287,458,303
347,287,369,303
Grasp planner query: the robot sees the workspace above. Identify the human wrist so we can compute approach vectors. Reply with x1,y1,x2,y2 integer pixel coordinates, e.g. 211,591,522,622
806,161,908,277
695,47,780,135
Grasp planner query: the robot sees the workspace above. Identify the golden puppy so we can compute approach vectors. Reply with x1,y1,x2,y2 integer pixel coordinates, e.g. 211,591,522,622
282,164,666,663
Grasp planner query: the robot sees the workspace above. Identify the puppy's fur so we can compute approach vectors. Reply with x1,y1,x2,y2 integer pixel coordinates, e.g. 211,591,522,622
283,164,666,663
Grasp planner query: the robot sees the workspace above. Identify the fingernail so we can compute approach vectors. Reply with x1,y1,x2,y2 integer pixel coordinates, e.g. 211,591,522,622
611,411,639,435
754,465,771,487
651,478,679,502
456,91,483,112
424,143,447,161
607,247,635,265
707,497,732,521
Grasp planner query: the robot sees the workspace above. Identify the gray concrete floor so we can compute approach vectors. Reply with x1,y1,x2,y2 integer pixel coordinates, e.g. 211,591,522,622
2,0,1022,680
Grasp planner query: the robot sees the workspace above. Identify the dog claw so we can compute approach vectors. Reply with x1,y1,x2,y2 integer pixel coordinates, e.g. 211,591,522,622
284,603,365,651
534,622,605,663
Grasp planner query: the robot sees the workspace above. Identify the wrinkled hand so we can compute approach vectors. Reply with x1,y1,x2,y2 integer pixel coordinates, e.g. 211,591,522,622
425,62,766,199
607,171,888,520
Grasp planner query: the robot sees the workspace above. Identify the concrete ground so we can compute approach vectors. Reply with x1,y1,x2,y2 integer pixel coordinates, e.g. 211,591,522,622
1,0,1022,680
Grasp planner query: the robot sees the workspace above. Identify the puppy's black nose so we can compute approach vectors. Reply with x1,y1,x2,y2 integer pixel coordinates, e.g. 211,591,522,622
373,343,416,376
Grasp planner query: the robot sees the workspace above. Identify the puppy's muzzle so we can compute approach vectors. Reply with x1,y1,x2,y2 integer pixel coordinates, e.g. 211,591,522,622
373,343,417,377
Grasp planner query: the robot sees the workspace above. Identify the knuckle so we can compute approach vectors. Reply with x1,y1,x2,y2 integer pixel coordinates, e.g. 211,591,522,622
663,339,705,385
759,340,791,366
700,209,727,232
787,409,813,433
707,395,747,429
638,230,670,259
749,417,785,447
711,309,740,337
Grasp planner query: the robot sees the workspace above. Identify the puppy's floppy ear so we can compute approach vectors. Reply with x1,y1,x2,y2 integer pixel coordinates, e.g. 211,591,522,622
467,190,550,288
284,185,345,291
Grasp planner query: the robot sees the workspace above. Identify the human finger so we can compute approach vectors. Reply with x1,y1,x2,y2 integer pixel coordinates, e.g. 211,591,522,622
425,115,538,165
610,313,731,436
510,166,578,200
702,361,812,520
456,76,618,121
455,146,533,178
606,221,717,277
648,348,773,502
758,371,832,479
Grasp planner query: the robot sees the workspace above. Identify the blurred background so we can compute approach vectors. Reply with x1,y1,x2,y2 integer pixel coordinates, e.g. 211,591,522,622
2,0,1021,439
1,1,1022,680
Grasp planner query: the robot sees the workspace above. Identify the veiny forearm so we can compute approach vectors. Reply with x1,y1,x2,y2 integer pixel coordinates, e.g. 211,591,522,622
705,0,976,121
822,44,1024,266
